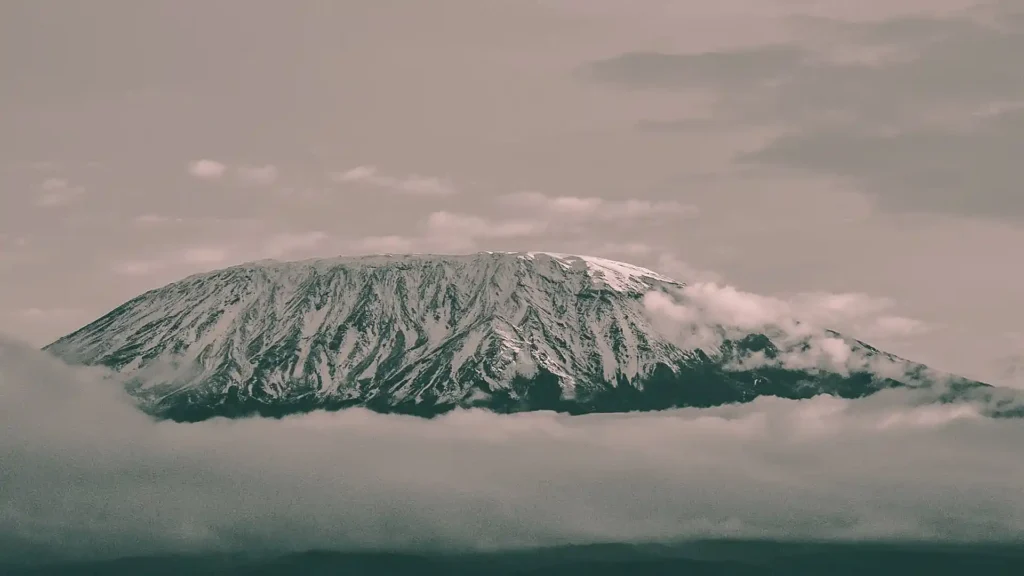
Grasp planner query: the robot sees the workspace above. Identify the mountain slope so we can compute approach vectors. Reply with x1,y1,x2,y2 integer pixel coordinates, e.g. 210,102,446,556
45,252,984,420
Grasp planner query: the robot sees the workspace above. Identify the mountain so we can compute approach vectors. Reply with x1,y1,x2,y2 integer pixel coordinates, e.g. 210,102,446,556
44,252,986,421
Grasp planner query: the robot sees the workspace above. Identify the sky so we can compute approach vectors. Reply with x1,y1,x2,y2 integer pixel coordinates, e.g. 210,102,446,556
1,0,1023,387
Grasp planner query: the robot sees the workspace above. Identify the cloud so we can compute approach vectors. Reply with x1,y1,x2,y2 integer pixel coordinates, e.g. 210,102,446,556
346,212,547,255
583,7,1024,219
586,11,1023,128
743,107,1024,219
501,191,698,221
785,291,931,339
583,46,808,91
421,211,548,252
350,235,417,254
187,159,228,181
501,191,696,220
426,211,545,240
36,177,85,207
113,246,232,276
2,338,1024,564
331,165,457,196
642,281,933,377
340,192,695,257
334,165,377,182
235,164,279,186
187,161,280,186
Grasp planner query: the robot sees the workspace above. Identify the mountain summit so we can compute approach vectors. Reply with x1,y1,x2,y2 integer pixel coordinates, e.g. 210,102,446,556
45,252,982,420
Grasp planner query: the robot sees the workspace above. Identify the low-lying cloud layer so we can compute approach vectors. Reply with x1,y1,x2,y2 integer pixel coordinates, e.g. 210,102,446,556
2,337,1024,564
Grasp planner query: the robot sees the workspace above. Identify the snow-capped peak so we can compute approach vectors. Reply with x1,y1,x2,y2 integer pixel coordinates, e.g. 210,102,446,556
528,253,678,292
43,251,974,421
46,251,686,413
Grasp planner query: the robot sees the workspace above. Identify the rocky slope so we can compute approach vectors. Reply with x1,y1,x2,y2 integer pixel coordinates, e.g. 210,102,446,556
45,252,986,421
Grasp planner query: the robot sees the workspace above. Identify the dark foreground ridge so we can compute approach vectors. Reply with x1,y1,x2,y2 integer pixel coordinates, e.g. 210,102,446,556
158,356,993,422
6,541,1024,575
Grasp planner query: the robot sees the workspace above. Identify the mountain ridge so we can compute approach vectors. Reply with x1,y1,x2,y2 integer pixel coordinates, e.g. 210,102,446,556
44,251,989,420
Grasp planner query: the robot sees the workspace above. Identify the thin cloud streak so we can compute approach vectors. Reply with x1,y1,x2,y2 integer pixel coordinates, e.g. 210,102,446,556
501,191,699,221
330,165,458,196
187,159,227,181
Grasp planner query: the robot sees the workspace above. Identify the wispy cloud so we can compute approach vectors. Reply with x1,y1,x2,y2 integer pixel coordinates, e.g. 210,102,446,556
500,191,698,221
583,46,808,91
187,159,228,181
350,235,417,254
347,211,547,254
187,160,280,186
36,177,85,207
426,211,545,240
330,165,457,196
345,209,547,255
786,291,930,339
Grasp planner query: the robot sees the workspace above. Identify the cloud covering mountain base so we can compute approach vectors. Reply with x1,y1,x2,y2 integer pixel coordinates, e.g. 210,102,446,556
2,336,1024,564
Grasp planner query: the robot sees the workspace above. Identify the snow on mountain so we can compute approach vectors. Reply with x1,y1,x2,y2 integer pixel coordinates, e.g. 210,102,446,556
44,252,985,420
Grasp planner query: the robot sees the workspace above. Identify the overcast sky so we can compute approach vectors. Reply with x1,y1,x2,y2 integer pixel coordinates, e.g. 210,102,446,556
1,0,1022,387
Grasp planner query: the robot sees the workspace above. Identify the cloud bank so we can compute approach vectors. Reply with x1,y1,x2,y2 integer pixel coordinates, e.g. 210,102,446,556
2,337,1024,564
642,282,937,379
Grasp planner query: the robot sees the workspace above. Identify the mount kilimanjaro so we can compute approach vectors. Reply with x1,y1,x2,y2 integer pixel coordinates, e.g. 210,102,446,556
44,252,988,421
